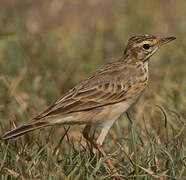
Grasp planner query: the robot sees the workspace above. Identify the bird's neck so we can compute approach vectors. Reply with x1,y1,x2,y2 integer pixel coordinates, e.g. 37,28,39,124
119,54,149,78
144,61,149,78
119,53,142,64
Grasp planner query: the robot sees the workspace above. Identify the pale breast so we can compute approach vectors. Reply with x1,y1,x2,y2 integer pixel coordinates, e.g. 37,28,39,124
91,101,131,128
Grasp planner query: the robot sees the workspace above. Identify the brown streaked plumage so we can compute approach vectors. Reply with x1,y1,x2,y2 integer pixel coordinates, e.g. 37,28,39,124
0,34,176,175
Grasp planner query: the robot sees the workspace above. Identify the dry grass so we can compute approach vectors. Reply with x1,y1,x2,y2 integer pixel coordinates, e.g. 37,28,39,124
0,0,185,179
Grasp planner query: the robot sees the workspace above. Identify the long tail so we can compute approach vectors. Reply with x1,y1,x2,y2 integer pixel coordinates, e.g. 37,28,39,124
0,121,50,140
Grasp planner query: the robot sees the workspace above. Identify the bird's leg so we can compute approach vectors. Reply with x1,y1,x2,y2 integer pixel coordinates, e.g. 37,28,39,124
97,128,119,164
82,125,120,176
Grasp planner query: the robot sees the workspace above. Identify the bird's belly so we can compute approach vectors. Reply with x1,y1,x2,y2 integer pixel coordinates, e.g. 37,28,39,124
91,101,131,127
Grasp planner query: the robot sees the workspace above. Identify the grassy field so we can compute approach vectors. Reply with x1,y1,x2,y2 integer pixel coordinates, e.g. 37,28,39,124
0,1,185,179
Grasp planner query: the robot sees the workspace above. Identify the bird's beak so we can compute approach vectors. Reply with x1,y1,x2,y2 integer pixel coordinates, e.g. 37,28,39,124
158,37,176,46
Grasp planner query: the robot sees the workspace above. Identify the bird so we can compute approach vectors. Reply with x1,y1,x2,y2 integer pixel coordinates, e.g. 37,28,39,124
0,34,176,175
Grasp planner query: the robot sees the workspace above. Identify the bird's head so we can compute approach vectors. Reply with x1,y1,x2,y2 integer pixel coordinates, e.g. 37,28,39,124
123,34,176,63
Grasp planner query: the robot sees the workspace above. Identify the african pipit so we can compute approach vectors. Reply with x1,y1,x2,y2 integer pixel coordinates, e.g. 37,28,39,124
0,34,175,175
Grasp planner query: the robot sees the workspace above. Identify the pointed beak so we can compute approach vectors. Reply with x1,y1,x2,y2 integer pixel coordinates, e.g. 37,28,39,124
158,37,176,46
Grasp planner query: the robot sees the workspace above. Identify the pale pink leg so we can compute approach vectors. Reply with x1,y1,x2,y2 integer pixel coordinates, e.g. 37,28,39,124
82,125,122,179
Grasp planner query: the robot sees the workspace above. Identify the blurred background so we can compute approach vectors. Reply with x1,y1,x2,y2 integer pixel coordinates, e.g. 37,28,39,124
0,0,185,178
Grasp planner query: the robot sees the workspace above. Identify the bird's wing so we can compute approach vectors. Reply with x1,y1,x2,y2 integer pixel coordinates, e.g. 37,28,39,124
34,62,138,120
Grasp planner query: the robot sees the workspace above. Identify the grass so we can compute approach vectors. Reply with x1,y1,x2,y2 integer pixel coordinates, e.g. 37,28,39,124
0,0,186,179
0,111,185,179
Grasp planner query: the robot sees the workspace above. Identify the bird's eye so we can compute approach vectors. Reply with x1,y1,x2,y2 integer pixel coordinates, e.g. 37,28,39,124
143,44,150,50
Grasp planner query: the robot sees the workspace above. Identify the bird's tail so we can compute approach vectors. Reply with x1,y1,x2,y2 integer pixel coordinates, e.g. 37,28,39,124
0,121,49,140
